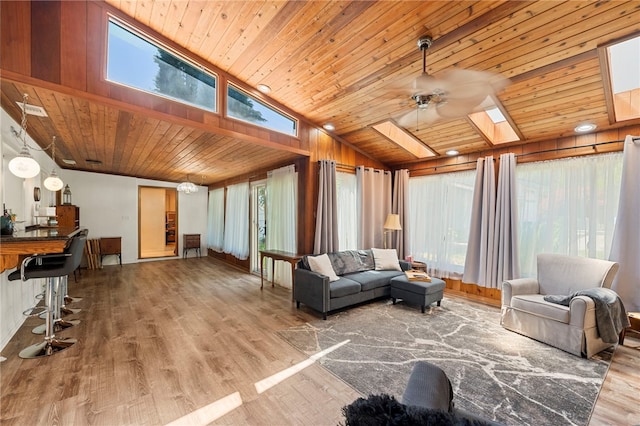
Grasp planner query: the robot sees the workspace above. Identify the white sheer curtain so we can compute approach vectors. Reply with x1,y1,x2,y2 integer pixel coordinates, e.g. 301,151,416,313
337,171,357,250
609,135,640,312
223,182,250,260
463,156,495,286
356,167,391,249
409,170,475,278
266,165,297,288
207,188,225,252
516,152,623,278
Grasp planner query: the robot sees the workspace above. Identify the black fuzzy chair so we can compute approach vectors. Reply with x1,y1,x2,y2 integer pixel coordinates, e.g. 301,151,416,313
342,362,500,426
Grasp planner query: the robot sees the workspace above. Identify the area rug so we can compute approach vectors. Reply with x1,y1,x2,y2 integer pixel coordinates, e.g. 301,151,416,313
278,298,613,426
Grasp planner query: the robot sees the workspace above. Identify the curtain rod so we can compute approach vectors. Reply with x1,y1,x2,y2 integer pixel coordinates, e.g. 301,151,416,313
409,139,630,173
322,137,637,173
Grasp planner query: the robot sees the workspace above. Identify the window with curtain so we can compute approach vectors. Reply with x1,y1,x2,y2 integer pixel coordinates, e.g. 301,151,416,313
516,153,623,277
266,165,297,288
409,170,475,278
223,182,250,260
337,171,357,250
207,188,225,252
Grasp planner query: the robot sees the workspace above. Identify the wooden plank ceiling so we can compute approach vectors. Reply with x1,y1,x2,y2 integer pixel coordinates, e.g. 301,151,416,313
2,1,640,185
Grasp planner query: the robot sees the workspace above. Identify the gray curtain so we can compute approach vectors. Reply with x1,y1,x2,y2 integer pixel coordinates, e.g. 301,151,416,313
392,169,410,259
463,156,495,287
314,160,338,254
492,153,519,287
609,135,640,312
357,166,391,249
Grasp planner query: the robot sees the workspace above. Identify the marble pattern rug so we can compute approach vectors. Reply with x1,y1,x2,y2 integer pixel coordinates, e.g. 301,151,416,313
278,298,613,426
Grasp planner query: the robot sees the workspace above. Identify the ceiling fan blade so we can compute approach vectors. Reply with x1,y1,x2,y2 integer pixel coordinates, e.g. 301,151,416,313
435,98,480,118
412,72,441,92
396,106,440,129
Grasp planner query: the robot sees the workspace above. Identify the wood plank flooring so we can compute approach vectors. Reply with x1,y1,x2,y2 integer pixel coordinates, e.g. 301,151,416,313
1,257,638,425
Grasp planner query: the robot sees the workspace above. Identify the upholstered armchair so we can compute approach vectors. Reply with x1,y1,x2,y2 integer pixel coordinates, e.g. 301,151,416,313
501,254,619,358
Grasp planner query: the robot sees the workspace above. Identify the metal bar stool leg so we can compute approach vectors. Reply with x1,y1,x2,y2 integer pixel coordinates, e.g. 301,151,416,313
19,277,77,359
32,276,80,335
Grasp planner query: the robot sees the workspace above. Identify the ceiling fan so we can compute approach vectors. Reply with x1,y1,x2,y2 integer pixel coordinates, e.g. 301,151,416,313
395,36,510,129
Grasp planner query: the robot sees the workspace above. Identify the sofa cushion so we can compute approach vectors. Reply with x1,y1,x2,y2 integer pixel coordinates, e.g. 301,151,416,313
306,253,340,282
345,270,404,291
329,277,362,298
327,250,375,275
511,294,570,323
371,248,402,271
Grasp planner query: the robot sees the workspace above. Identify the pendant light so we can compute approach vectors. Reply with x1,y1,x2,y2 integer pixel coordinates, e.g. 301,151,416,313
43,136,64,191
8,94,40,179
177,175,199,194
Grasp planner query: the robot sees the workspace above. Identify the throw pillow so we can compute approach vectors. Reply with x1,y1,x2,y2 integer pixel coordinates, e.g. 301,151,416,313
307,253,340,282
371,248,401,271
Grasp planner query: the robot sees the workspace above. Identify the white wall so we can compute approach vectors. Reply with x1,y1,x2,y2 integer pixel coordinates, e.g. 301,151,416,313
1,108,208,352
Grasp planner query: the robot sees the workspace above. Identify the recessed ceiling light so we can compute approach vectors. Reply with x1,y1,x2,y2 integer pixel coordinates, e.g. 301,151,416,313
257,84,271,94
323,123,335,131
574,122,596,133
446,150,459,156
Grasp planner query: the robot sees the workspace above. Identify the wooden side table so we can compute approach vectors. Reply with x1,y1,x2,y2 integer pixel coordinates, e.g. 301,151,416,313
619,312,640,345
183,234,201,258
99,237,122,266
411,261,427,272
259,249,301,300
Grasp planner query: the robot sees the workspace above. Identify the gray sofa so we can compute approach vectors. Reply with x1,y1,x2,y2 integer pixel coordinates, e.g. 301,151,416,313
294,249,410,320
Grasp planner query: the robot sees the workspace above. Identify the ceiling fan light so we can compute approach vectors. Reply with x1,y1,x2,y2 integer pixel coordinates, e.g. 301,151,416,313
9,146,40,178
44,169,64,191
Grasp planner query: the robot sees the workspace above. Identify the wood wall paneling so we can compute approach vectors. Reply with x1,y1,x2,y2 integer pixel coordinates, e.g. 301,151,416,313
0,1,31,75
31,0,61,84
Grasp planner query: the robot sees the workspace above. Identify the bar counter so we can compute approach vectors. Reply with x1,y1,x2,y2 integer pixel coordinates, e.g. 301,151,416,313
0,227,82,273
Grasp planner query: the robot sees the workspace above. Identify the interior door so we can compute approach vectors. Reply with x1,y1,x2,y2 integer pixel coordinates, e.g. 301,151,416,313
139,186,177,258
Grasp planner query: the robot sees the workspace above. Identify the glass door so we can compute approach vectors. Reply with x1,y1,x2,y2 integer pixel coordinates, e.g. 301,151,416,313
250,180,267,275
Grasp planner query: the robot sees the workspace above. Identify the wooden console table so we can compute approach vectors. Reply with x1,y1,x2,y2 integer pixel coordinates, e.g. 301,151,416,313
259,249,302,299
100,237,122,266
0,227,82,273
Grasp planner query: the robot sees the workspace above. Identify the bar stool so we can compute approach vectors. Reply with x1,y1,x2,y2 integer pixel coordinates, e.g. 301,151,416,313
8,233,86,358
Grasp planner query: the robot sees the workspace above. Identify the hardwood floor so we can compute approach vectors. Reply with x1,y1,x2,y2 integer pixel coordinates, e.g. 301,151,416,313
1,257,638,425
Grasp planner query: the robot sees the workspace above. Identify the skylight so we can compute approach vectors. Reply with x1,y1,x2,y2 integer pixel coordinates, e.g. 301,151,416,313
372,121,435,158
106,19,217,112
606,36,640,121
485,107,506,124
467,100,520,145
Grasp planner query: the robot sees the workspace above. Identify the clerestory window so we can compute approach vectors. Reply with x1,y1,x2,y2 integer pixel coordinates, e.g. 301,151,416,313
106,19,217,113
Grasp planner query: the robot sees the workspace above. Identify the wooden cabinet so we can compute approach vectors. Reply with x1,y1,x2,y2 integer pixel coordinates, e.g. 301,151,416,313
183,234,201,258
56,205,79,229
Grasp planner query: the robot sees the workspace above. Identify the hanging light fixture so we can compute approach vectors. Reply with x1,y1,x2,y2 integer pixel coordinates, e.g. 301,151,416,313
177,175,199,194
8,94,40,179
43,136,64,191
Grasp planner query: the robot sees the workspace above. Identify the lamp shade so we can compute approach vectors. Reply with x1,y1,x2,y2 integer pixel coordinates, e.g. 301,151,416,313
8,146,40,178
383,214,402,231
44,169,64,191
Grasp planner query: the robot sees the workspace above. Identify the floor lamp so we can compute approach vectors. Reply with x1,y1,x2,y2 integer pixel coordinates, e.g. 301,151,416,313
383,214,402,249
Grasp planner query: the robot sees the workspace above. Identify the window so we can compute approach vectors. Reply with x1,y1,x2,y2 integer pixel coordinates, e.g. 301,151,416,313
106,19,216,112
408,170,476,278
227,84,297,136
516,153,623,277
337,172,357,250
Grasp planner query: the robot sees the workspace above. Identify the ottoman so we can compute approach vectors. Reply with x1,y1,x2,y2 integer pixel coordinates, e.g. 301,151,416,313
390,275,446,313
